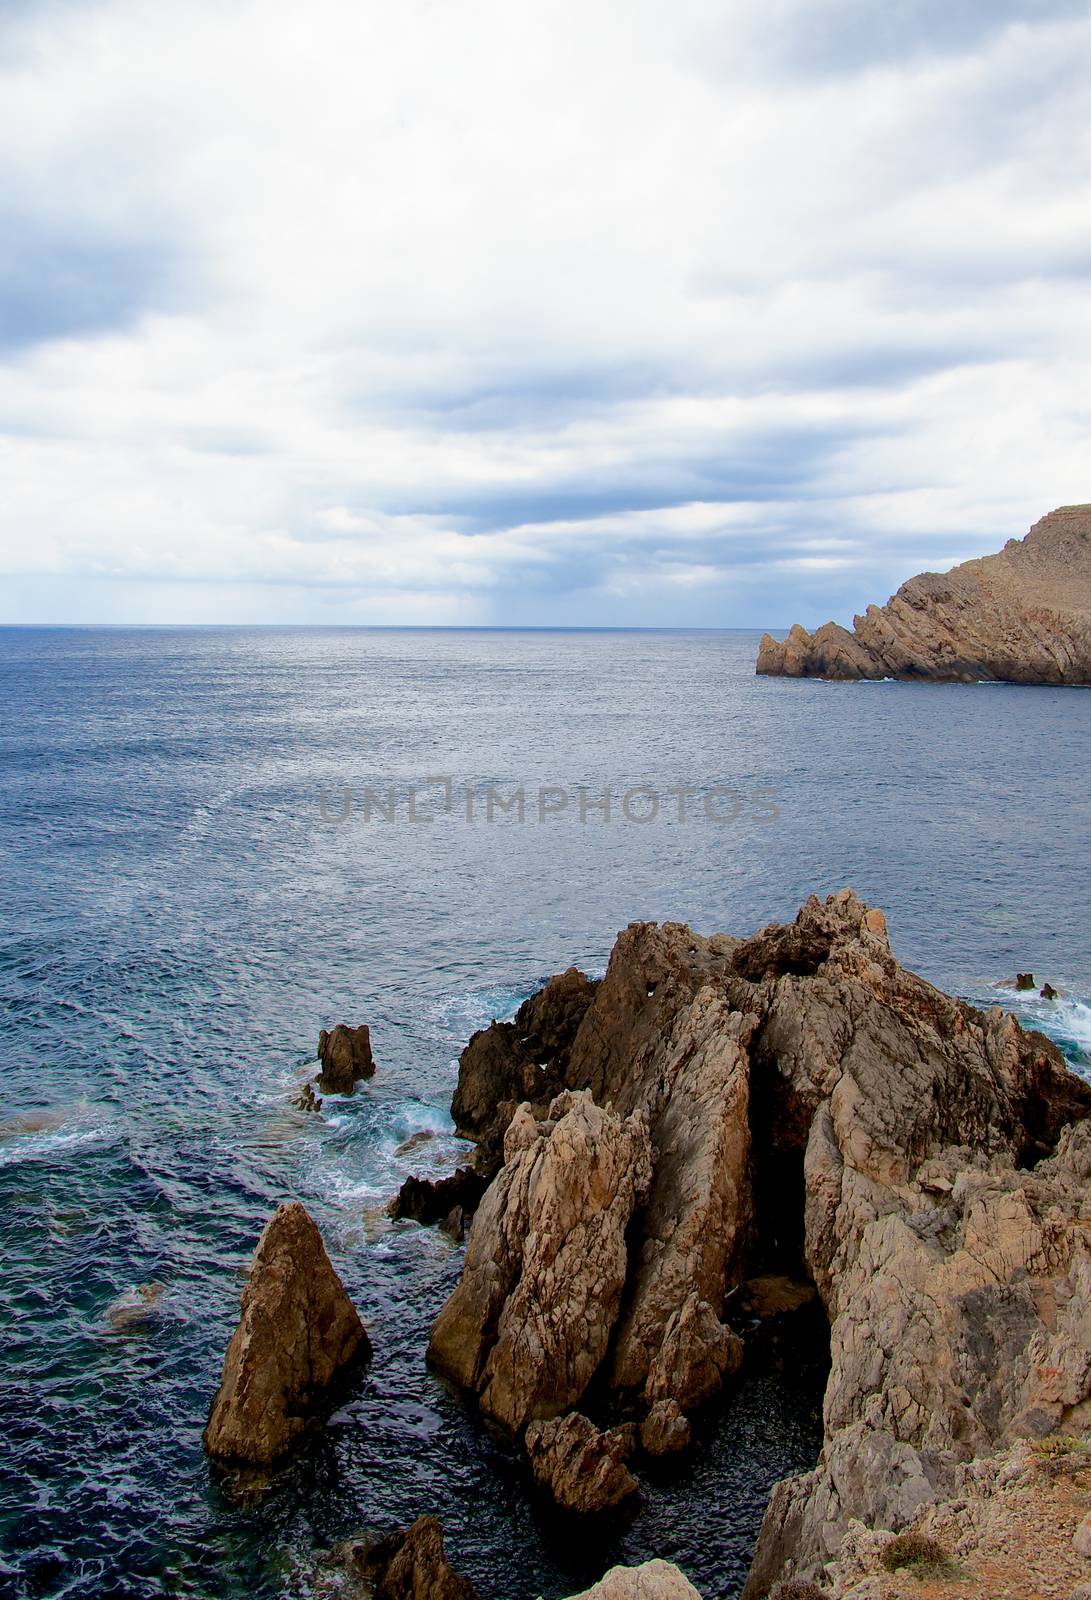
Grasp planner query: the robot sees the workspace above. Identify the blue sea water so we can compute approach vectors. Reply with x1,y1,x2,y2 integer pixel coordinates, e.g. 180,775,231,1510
0,625,1088,1600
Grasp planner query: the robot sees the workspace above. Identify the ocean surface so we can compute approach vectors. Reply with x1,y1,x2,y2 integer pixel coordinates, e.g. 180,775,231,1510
1,626,1089,1600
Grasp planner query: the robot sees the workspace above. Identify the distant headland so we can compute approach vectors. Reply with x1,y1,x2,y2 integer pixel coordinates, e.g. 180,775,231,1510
757,505,1091,684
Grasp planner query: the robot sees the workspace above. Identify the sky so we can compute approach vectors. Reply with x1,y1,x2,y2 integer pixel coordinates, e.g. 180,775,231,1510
1,0,1089,627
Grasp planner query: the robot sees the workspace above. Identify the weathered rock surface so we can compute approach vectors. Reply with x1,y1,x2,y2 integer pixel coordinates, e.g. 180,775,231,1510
562,1560,704,1600
756,505,1091,684
436,888,1091,1594
640,1400,692,1457
204,1202,370,1466
389,1166,487,1227
428,1090,652,1433
357,1516,479,1600
317,1023,375,1095
821,1436,1091,1599
525,1411,639,1513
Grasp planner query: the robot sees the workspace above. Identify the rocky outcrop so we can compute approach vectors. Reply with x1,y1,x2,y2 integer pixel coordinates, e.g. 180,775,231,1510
428,1090,652,1433
204,1202,370,1466
640,1400,691,1457
316,1023,375,1095
756,505,1091,684
563,1561,704,1600
436,889,1091,1589
525,1412,639,1513
452,968,599,1173
356,1517,479,1600
389,1167,487,1227
821,1436,1091,1599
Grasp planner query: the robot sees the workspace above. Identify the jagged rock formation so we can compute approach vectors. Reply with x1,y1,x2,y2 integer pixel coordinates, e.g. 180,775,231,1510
204,1202,370,1466
316,1023,375,1094
452,968,599,1173
756,505,1091,684
639,1400,691,1457
525,1412,639,1513
355,1517,479,1600
389,1167,487,1227
428,1090,652,1433
435,891,1091,1586
563,1561,704,1600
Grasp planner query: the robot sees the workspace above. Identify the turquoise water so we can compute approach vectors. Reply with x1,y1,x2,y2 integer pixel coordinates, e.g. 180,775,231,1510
1,626,1088,1599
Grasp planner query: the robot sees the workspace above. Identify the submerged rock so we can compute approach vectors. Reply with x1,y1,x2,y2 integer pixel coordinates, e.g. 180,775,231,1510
525,1411,639,1513
358,1516,479,1600
204,1201,370,1466
428,1090,652,1433
105,1281,167,1332
316,1023,375,1095
756,505,1091,684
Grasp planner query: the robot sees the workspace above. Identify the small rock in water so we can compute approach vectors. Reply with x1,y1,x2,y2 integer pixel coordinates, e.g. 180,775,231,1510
357,1516,479,1600
640,1399,691,1457
389,1166,486,1226
316,1023,375,1095
294,1080,322,1112
106,1281,167,1331
1015,972,1036,991
395,1128,437,1157
525,1411,639,1513
1041,982,1059,1000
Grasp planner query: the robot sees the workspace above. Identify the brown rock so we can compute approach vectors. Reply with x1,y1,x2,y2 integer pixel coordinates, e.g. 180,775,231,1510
639,1399,691,1456
1042,982,1059,1000
360,1516,479,1600
525,1411,639,1513
294,1080,322,1112
1015,972,1037,991
427,1090,652,1433
756,505,1091,684
204,1202,370,1466
317,1023,375,1095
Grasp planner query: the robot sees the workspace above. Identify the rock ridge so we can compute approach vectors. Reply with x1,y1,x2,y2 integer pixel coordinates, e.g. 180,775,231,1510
756,505,1091,684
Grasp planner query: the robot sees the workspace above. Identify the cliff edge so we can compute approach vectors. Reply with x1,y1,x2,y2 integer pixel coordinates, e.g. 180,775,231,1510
756,506,1091,684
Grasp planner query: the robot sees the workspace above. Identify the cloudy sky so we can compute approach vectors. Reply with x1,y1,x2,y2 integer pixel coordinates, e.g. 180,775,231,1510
1,0,1089,626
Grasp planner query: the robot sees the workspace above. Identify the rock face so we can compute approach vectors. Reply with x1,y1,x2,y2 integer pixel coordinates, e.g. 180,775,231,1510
316,1023,375,1094
640,1400,692,1457
525,1412,639,1513
428,1090,652,1433
358,1516,479,1600
562,1561,704,1600
435,890,1091,1588
452,968,599,1173
821,1437,1091,1600
204,1202,370,1466
756,505,1091,684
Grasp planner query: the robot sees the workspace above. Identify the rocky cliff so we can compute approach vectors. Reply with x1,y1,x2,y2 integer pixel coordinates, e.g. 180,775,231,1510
756,505,1091,684
432,892,1091,1593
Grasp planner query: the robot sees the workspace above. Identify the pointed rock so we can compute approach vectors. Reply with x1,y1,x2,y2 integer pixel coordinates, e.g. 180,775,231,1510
204,1201,370,1466
317,1023,375,1094
525,1412,639,1513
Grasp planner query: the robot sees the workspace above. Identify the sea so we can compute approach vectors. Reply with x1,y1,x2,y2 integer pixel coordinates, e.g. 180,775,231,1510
1,626,1088,1600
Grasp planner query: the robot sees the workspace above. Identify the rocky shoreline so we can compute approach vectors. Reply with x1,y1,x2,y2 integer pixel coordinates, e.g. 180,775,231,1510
756,505,1091,684
206,892,1091,1599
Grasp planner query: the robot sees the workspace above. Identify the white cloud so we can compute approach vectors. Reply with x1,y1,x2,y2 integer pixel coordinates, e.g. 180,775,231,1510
0,0,1089,623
